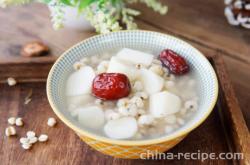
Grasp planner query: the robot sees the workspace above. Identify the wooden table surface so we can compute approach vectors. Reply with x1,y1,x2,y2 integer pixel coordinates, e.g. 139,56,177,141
0,0,249,164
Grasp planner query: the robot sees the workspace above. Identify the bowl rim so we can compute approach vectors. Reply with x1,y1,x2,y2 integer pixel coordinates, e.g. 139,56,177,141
47,30,219,146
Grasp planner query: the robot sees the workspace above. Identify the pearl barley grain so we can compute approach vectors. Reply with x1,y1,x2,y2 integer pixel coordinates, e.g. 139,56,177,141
38,134,48,142
73,62,84,70
29,137,38,144
80,57,89,64
47,117,57,127
5,126,16,136
118,107,129,116
165,126,174,134
20,137,29,144
135,92,148,99
165,115,177,124
27,131,36,138
184,100,198,111
15,117,24,126
7,117,16,125
22,143,32,150
138,115,154,125
105,110,120,120
7,77,17,86
165,81,175,89
95,99,102,105
177,118,185,125
117,98,129,107
133,81,143,92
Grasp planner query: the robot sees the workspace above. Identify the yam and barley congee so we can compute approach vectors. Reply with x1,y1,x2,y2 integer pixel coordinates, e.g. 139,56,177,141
65,48,198,140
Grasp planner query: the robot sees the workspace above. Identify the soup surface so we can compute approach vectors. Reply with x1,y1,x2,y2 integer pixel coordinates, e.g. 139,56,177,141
65,48,198,140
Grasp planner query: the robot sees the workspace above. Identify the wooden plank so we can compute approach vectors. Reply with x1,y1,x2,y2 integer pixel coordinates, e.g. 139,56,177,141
132,0,250,64
1,56,248,164
0,62,53,82
0,82,90,165
221,55,250,128
212,56,250,165
0,82,234,164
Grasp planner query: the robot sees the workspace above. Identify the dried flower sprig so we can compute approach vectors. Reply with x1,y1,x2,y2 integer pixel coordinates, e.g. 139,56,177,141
48,0,65,29
0,0,168,33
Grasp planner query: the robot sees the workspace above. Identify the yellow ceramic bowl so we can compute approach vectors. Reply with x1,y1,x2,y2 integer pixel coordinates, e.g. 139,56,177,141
47,30,218,159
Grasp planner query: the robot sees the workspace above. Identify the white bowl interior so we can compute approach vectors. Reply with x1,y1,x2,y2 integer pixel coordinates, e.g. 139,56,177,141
47,31,218,142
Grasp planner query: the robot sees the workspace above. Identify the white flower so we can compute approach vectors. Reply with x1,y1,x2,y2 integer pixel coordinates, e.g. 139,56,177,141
139,0,168,15
49,0,64,30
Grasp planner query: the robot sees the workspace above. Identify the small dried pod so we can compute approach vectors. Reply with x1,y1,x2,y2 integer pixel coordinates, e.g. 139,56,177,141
21,41,49,57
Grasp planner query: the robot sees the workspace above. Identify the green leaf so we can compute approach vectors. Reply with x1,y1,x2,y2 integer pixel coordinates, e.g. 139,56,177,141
42,0,52,4
79,0,96,11
60,0,73,6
